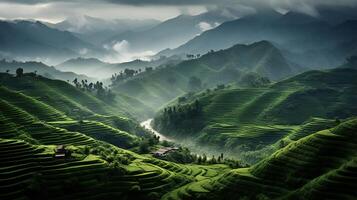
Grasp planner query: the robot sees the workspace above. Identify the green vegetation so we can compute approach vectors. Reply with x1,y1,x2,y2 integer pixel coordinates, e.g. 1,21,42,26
0,71,234,199
154,68,357,164
160,119,357,200
111,41,295,112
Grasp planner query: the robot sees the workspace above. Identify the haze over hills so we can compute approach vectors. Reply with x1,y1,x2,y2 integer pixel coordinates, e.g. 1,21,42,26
111,40,298,112
56,56,182,78
0,59,94,82
160,9,357,68
0,20,103,64
49,15,160,45
103,10,236,56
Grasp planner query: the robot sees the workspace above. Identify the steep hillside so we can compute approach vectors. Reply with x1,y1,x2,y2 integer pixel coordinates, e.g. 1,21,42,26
162,119,357,200
161,10,357,68
0,72,153,120
104,11,233,53
0,72,232,200
153,68,357,163
0,20,101,64
112,41,296,111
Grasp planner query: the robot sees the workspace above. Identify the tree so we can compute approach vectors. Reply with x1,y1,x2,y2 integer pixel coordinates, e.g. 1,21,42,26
202,154,207,163
16,68,23,77
188,76,202,91
124,68,135,77
139,140,150,153
73,78,78,86
210,155,217,164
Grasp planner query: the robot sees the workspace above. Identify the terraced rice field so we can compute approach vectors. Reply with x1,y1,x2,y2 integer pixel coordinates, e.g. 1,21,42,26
168,119,357,200
0,136,230,200
0,86,68,121
49,120,139,148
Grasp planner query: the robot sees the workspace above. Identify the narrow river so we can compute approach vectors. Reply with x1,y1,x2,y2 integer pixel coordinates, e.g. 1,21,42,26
140,119,216,158
140,118,173,142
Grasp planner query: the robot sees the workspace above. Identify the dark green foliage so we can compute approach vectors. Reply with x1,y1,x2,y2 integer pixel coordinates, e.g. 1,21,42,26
154,100,204,136
16,67,23,77
160,147,196,164
238,72,271,87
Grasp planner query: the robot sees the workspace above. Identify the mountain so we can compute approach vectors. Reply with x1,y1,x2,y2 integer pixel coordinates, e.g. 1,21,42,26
56,56,182,78
160,10,357,69
50,15,160,45
56,57,111,78
103,10,235,54
111,41,297,111
0,20,102,64
153,67,357,163
0,59,94,82
158,10,285,57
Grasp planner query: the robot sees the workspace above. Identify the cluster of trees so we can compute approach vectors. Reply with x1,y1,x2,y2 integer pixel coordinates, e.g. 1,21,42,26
186,54,201,59
158,147,247,168
110,67,154,85
5,67,36,78
163,100,202,121
155,100,204,135
72,78,115,102
238,73,271,87
138,135,160,154
83,142,133,168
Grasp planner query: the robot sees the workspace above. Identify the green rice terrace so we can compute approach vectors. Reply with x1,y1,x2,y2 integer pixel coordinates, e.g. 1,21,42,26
1,63,357,200
0,65,356,200
0,73,234,199
153,68,357,163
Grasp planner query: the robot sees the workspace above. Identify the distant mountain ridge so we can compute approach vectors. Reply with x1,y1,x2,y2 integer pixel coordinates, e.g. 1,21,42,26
104,10,235,54
112,40,296,110
56,56,182,78
159,10,357,68
0,20,102,64
49,15,160,45
0,59,93,82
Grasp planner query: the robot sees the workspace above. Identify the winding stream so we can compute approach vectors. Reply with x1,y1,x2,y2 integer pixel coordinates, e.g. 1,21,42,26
140,118,173,142
140,119,217,158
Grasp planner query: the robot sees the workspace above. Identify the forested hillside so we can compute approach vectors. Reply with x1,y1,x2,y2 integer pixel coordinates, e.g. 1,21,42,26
153,68,357,163
112,41,297,112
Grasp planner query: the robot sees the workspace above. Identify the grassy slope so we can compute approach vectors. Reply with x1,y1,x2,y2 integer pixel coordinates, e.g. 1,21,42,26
0,73,154,120
162,119,357,200
112,41,295,111
154,68,357,163
0,73,232,199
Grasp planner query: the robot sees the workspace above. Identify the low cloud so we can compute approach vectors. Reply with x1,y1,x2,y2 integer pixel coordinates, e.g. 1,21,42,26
103,40,155,63
197,21,220,32
79,48,88,55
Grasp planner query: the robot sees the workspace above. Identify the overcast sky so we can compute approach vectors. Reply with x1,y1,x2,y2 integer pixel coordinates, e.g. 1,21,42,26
0,0,357,23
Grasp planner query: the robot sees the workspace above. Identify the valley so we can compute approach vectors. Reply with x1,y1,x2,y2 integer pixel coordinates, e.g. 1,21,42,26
1,2,357,200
